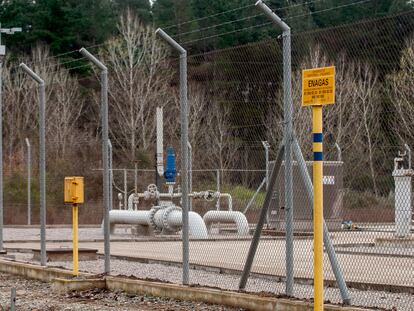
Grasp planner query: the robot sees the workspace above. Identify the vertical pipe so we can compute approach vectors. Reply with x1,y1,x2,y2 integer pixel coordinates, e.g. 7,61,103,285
263,141,270,226
39,83,46,266
313,106,324,310
283,28,294,296
262,141,269,190
123,169,127,210
335,143,342,162
292,137,350,305
72,204,79,276
0,61,3,252
101,70,110,274
26,138,31,225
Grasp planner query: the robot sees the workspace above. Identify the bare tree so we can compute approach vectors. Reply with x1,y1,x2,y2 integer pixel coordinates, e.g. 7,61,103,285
387,35,414,146
204,102,240,170
355,62,381,196
101,9,173,161
47,66,84,157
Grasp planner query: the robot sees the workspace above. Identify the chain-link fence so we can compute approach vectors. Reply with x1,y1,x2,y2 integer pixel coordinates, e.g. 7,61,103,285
1,6,413,311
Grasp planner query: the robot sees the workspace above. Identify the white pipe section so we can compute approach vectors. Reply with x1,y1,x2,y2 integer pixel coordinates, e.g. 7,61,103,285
219,193,232,211
108,210,151,233
153,209,208,239
203,211,249,235
108,207,208,239
156,107,164,177
127,193,141,210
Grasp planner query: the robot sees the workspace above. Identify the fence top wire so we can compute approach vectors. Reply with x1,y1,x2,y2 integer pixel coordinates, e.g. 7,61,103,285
175,0,376,47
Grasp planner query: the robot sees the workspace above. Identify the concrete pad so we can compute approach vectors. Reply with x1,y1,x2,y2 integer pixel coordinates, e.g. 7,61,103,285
32,248,98,262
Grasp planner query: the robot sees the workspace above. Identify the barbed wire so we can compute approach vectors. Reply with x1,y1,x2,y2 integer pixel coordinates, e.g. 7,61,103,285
16,42,109,69
161,3,256,30
171,13,266,39
162,0,329,32
180,0,374,46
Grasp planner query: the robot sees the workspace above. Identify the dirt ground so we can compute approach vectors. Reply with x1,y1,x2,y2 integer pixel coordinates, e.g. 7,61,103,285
0,273,244,311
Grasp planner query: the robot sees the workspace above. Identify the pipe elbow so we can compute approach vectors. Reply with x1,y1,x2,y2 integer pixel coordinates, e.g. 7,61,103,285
188,211,209,239
203,211,249,235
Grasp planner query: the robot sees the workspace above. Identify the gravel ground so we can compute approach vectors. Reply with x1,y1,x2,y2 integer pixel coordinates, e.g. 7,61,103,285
0,272,244,311
6,253,413,311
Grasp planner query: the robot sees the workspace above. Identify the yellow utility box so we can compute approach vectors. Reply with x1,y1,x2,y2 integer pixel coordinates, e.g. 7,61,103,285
64,177,84,204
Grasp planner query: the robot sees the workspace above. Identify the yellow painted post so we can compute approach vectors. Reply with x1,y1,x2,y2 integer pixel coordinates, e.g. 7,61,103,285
72,203,79,276
313,105,324,311
64,176,84,277
302,65,335,309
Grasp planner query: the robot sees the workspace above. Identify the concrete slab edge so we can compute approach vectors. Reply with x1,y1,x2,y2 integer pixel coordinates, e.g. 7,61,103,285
105,276,370,311
53,278,106,293
0,259,371,311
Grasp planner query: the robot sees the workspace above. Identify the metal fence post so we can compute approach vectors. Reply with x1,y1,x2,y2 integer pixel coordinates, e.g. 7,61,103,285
255,0,294,295
216,169,220,210
79,48,110,274
39,81,46,267
108,139,113,211
0,25,22,252
25,138,31,225
0,61,3,252
156,28,190,285
19,63,47,266
123,168,127,210
10,287,16,311
188,141,193,211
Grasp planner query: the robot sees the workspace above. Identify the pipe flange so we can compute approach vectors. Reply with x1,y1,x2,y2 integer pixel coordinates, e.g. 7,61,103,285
149,205,165,231
162,205,182,232
204,190,217,201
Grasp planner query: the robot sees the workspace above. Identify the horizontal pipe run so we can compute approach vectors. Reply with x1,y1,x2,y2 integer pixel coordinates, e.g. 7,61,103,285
127,192,233,211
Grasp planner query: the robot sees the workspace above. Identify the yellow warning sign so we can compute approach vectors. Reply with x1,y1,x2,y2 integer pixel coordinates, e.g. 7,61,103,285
302,66,335,106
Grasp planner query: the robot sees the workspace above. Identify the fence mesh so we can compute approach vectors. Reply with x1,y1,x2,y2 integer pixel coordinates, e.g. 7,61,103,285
1,8,414,311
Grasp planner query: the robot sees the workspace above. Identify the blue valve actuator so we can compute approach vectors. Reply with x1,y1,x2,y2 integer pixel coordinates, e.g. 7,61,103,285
164,146,177,183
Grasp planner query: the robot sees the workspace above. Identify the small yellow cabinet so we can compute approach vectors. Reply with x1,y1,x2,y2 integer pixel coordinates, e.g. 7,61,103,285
64,177,84,204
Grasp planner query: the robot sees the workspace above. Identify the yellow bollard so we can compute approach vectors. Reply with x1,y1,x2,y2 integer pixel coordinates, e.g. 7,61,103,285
312,105,324,311
72,203,79,276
